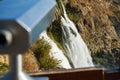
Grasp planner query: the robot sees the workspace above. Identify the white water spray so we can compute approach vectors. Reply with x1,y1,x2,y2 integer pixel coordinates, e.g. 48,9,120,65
40,31,71,69
39,2,94,69
60,2,94,68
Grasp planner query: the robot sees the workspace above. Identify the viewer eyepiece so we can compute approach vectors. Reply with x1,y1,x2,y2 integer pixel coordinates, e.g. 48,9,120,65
0,30,12,48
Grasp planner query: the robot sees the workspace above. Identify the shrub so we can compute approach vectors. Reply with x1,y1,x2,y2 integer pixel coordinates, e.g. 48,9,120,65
0,62,9,74
31,38,62,70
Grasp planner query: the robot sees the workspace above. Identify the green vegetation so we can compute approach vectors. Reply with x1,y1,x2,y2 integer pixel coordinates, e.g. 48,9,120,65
56,0,65,19
0,62,9,74
47,12,74,68
92,48,120,69
47,20,63,50
31,38,62,70
93,53,113,68
66,3,82,23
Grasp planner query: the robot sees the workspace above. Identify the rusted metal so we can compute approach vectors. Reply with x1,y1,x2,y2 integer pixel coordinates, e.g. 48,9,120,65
30,68,104,80
1,68,120,80
104,71,120,80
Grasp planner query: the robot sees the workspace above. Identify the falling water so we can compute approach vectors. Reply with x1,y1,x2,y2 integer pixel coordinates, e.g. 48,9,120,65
39,2,94,69
40,31,72,69
60,2,94,68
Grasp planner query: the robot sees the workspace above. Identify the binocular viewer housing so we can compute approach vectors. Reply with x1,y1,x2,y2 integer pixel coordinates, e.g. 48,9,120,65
0,0,56,54
0,0,56,80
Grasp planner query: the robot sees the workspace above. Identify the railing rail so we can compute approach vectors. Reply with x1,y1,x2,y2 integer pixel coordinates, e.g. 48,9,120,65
30,68,104,80
30,68,120,80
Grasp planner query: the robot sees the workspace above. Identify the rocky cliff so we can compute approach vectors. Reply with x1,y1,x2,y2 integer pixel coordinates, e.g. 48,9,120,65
62,0,120,69
62,0,120,53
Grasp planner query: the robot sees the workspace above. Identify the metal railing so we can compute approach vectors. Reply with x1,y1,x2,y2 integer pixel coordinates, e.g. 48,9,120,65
29,68,120,80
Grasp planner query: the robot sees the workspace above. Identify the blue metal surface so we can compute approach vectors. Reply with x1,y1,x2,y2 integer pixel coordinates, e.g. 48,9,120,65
0,0,55,80
0,0,38,20
17,0,56,44
0,0,56,53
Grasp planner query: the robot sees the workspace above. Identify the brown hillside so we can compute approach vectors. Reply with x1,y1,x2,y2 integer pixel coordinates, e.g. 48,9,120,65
63,0,120,53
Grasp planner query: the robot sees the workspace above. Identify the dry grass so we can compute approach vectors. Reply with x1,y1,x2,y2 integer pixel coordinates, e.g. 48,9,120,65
63,0,120,53
23,49,39,72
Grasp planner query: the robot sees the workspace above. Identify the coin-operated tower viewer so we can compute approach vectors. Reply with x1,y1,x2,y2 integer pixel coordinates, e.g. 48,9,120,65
0,0,56,80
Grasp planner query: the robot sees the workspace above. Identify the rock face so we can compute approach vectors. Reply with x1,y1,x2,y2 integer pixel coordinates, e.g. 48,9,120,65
110,0,120,35
63,0,120,53
60,0,120,69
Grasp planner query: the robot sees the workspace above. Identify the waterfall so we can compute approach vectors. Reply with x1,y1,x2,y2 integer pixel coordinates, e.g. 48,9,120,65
39,1,94,69
60,2,94,68
40,31,72,69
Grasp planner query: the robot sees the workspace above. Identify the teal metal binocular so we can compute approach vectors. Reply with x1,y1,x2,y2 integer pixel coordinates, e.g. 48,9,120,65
0,0,56,54
0,0,56,80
